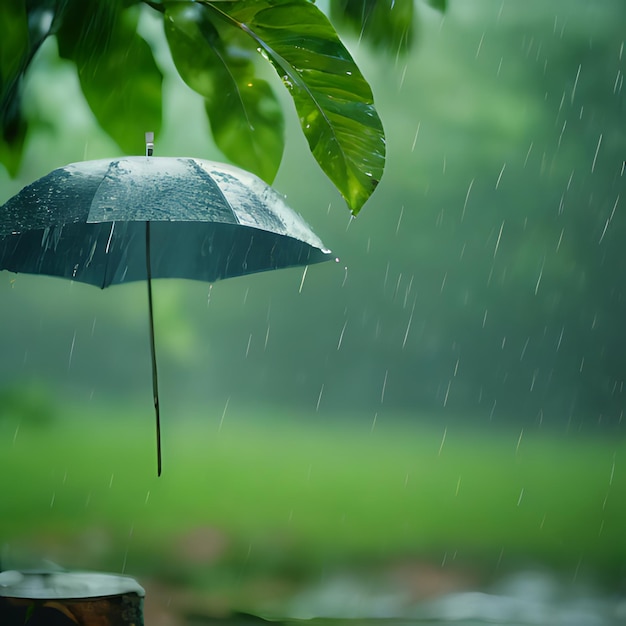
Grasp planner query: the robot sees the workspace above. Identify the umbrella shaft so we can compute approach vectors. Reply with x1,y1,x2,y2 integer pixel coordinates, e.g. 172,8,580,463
146,221,162,476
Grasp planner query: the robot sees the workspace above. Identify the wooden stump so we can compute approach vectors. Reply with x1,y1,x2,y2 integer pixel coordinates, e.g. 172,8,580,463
0,570,144,626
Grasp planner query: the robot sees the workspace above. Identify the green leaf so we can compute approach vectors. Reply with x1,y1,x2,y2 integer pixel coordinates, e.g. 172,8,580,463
57,0,163,156
0,0,29,175
164,2,284,183
0,0,28,87
425,0,447,12
330,0,414,55
0,103,27,177
206,0,385,215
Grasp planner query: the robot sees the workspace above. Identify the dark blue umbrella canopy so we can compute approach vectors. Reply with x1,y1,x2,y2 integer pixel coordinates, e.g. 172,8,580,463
0,156,333,474
0,156,331,286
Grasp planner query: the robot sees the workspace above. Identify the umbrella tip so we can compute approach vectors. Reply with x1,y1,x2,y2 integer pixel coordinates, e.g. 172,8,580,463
145,132,154,157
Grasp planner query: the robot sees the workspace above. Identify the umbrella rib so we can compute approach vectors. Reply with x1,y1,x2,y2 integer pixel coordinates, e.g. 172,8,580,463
145,221,162,476
187,159,242,224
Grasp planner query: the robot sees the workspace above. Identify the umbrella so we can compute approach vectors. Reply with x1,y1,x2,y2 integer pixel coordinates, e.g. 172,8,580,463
0,146,332,474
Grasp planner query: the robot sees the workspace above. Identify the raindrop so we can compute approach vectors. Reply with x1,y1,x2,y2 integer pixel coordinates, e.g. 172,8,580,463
591,133,602,172
613,69,623,94
571,63,582,103
50,492,55,507
316,384,324,411
411,122,421,152
403,275,414,308
218,397,230,432
121,525,134,574
557,91,566,115
495,163,506,189
336,320,347,350
534,258,545,295
517,488,525,506
68,330,77,369
598,195,618,243
516,429,524,454
556,227,564,252
461,179,474,221
402,298,416,350
552,328,565,355
398,64,408,90
395,205,404,235
523,142,533,167
245,334,252,358
394,273,403,299
475,32,485,58
298,266,308,293
455,476,461,496
489,399,497,420
105,223,115,254
493,221,504,258
380,369,388,404
370,412,377,432
383,261,390,292
341,265,348,288
443,380,451,407
557,120,567,147
438,426,447,456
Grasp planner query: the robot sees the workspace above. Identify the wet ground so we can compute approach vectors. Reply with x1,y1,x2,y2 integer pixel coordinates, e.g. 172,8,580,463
144,569,626,626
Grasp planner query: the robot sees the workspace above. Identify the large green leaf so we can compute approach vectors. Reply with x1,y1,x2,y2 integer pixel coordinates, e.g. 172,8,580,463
164,2,284,183
57,0,163,156
204,0,385,215
0,103,27,177
0,0,28,88
425,0,447,12
330,0,414,55
0,0,29,175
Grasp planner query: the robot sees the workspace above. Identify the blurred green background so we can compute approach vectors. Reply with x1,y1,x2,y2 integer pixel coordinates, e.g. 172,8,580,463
1,0,625,619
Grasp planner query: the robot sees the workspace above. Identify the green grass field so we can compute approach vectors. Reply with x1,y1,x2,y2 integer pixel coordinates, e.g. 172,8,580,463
1,403,624,606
